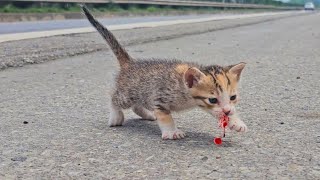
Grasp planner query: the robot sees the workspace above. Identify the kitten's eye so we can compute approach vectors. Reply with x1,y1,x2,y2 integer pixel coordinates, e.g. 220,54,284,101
208,98,218,104
230,95,237,101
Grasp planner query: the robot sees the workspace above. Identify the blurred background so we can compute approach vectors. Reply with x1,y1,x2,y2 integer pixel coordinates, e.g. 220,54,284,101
0,0,318,23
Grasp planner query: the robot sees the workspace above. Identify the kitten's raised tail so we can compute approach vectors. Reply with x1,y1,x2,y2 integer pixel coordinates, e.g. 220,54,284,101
81,5,132,68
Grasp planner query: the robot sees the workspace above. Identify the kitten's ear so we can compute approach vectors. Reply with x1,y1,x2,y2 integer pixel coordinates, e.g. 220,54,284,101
184,67,206,88
228,62,246,81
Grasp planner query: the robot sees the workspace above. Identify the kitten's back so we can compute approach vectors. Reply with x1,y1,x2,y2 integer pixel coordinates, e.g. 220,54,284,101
115,59,198,110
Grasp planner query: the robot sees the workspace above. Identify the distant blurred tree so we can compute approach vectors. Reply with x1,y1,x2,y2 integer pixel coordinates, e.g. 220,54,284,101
289,0,305,5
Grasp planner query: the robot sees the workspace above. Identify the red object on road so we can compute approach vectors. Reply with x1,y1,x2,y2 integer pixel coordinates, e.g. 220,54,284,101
213,137,222,145
213,115,229,145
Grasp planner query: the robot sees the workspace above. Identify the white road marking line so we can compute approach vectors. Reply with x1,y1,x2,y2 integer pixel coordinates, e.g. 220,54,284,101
0,11,301,43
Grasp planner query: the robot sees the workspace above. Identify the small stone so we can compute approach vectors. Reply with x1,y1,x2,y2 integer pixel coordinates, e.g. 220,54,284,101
23,121,28,124
201,156,208,161
88,158,98,164
11,156,27,162
296,77,300,79
24,57,34,63
216,156,221,159
145,155,154,162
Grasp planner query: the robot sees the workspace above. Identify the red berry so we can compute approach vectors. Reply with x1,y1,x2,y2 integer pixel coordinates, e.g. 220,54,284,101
214,137,222,145
222,122,228,128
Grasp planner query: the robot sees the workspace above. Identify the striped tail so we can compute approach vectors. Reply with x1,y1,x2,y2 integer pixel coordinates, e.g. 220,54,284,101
81,5,132,68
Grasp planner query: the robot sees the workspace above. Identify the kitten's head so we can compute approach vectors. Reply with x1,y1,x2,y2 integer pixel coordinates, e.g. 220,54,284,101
184,62,246,117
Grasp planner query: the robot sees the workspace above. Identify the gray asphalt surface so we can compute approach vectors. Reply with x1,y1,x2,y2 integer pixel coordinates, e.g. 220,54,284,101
0,14,213,34
1,12,320,179
0,11,305,70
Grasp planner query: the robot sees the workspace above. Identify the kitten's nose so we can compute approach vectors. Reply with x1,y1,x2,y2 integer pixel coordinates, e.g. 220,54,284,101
222,107,231,115
224,110,231,116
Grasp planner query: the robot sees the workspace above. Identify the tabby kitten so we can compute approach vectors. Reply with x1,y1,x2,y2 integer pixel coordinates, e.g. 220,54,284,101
82,6,247,140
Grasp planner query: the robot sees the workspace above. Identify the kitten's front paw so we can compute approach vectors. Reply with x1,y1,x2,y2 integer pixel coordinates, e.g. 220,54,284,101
228,119,248,132
162,129,185,140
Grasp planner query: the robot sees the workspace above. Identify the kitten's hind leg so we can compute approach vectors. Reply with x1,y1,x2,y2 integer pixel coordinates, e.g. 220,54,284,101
108,98,124,127
155,109,185,140
132,106,156,121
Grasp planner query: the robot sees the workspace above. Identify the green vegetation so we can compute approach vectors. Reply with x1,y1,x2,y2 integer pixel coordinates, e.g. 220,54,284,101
0,1,304,14
203,0,314,6
0,3,81,13
0,3,233,14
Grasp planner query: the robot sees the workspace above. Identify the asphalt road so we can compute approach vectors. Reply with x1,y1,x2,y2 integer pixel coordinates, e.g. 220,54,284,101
0,14,214,34
0,11,298,44
0,12,319,179
0,11,305,70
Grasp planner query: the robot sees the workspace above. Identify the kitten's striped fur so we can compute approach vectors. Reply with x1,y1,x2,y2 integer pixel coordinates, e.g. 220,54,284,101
82,6,247,140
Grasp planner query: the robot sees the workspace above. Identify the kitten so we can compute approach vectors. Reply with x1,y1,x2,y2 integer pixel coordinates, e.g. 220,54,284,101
81,6,247,140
